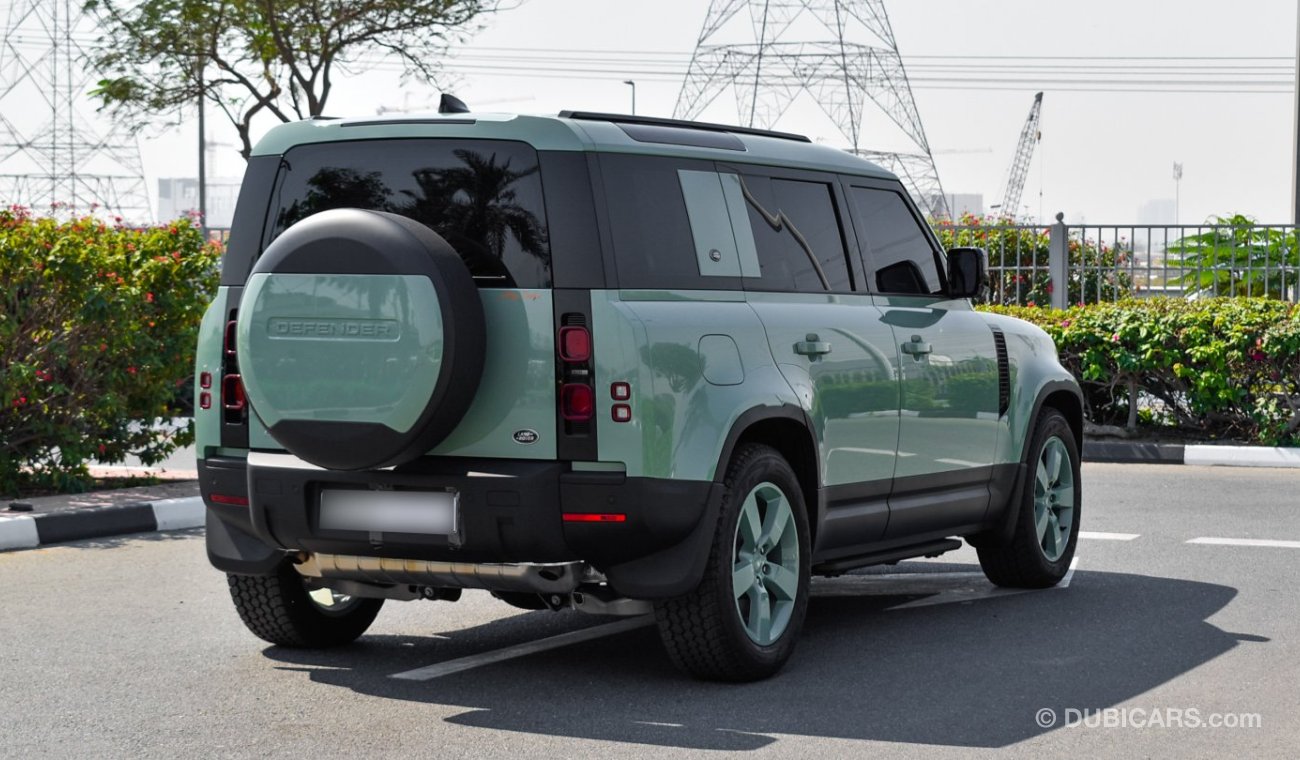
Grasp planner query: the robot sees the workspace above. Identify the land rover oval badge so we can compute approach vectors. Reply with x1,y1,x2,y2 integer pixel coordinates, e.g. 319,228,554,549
513,429,539,445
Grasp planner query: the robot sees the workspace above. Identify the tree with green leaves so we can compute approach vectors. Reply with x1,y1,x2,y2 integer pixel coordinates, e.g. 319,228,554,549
85,0,503,160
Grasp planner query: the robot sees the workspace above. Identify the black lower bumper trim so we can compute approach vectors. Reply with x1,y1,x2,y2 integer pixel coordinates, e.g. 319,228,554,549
201,454,719,597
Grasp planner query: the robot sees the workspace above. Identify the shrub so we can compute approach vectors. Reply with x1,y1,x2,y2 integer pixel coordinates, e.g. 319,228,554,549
934,214,1134,306
981,298,1300,445
0,207,221,495
1167,214,1299,298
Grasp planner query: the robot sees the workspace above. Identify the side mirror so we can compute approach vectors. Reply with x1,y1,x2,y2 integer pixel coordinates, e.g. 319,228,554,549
947,247,988,301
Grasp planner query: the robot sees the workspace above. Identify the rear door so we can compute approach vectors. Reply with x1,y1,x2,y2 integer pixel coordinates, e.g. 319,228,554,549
254,138,563,461
845,180,1000,537
730,166,901,552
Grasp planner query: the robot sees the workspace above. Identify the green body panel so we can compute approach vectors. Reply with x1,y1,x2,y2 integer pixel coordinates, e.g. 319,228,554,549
193,288,228,459
745,291,900,488
872,295,1001,480
238,273,442,432
978,311,1079,464
428,290,556,460
591,289,798,481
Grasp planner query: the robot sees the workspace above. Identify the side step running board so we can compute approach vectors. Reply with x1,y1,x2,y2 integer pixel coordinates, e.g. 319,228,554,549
813,538,963,576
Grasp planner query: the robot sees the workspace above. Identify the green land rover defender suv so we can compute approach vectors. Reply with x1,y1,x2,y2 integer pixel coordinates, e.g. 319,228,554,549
197,110,1083,681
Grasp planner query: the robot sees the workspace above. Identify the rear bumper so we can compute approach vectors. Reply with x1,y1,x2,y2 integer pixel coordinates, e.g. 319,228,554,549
199,453,722,598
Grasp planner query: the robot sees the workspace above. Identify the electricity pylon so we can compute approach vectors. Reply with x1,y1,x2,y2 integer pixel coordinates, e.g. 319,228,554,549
0,0,151,220
675,0,949,218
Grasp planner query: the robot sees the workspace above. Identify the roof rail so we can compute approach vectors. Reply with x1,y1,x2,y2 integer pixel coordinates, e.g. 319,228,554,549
558,111,811,143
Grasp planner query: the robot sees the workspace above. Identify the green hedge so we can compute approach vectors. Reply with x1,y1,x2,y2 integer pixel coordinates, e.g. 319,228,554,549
0,208,220,495
981,298,1300,445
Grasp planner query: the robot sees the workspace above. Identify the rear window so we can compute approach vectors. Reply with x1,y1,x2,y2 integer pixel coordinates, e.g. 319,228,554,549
266,139,551,288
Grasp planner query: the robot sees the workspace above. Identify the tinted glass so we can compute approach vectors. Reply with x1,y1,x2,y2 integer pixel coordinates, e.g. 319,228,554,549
852,187,943,295
267,139,551,288
742,175,852,292
601,154,734,290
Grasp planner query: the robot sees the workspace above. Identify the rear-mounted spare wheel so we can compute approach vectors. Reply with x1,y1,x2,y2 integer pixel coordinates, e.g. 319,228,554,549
236,208,485,470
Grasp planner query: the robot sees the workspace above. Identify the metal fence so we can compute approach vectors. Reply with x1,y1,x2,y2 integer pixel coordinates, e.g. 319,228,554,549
213,216,1300,309
937,213,1300,308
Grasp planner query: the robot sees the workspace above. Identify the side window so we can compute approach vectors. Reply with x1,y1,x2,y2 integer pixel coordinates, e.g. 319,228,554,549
740,175,853,293
601,154,740,290
851,187,944,295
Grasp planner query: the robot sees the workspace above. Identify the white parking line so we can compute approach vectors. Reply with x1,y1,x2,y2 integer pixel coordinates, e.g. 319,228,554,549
1079,531,1140,541
389,616,654,681
1186,537,1300,549
1060,556,1079,587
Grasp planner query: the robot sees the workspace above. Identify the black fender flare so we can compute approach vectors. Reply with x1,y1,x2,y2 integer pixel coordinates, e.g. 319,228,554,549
975,379,1084,547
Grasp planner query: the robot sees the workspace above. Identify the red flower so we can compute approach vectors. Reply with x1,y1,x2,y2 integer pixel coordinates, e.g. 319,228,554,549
1111,333,1121,342
98,444,106,455
1046,283,1054,294
145,292,154,303
126,366,137,375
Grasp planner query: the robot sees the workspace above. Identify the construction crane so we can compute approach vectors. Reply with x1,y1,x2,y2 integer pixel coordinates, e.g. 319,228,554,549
996,92,1043,219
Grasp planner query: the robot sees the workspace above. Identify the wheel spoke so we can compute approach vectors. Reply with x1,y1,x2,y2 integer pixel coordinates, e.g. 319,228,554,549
733,561,756,599
748,585,772,643
759,495,792,548
1034,498,1050,542
1035,462,1050,496
1043,511,1062,558
765,563,798,601
738,496,761,549
1047,443,1063,484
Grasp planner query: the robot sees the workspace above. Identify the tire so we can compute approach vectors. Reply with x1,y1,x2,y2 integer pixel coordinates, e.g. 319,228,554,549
227,561,384,647
654,443,811,682
977,408,1080,588
237,208,486,471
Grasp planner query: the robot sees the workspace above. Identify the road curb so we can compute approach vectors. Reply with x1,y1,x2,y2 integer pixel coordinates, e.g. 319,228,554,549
0,496,204,552
1084,440,1300,468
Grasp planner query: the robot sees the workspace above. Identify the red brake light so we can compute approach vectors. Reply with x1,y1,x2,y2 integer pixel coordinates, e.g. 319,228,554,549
558,326,591,362
199,392,211,410
200,371,212,389
561,383,594,421
222,374,245,411
612,403,632,422
210,493,250,507
562,513,626,523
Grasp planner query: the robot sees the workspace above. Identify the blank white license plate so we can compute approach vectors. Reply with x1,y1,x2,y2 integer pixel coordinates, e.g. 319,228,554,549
318,489,457,535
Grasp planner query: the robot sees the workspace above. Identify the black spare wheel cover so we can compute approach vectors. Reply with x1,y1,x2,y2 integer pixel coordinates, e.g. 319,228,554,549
236,208,485,470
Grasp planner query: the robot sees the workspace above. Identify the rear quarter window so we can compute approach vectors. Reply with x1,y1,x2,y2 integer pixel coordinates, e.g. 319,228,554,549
266,138,551,288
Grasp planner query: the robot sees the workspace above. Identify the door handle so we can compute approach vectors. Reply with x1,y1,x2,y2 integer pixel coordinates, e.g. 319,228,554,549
901,334,932,359
794,333,832,357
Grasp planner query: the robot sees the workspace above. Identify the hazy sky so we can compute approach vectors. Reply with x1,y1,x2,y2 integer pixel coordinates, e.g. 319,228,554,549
134,0,1299,225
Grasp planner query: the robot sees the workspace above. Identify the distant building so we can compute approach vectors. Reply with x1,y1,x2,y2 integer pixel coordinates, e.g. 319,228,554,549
157,177,241,228
945,193,984,219
1137,198,1176,226
928,192,984,219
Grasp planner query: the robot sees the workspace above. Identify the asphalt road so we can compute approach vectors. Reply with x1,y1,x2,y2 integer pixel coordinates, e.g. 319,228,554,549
1,463,1297,758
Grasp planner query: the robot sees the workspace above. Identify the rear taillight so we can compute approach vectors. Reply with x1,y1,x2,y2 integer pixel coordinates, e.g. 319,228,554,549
558,317,595,428
558,326,592,362
224,320,238,357
561,383,594,421
222,374,246,412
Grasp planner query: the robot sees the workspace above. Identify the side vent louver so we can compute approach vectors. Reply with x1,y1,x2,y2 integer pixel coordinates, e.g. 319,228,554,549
992,327,1010,417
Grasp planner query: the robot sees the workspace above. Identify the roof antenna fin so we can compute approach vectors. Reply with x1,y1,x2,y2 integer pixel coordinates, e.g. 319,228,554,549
439,94,471,114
